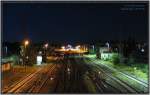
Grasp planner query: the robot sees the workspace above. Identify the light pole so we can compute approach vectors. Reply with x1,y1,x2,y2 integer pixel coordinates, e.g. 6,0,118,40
44,43,48,63
24,40,29,58
24,40,29,72
25,40,29,49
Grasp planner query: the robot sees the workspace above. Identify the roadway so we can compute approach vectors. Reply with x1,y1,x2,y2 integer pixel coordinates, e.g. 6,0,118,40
2,55,148,94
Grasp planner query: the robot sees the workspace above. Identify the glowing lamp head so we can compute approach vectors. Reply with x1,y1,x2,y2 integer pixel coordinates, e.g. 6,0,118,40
45,43,48,48
141,48,144,52
25,40,29,46
67,68,70,72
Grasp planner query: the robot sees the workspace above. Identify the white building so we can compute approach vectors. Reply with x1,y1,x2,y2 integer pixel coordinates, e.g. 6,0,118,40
100,47,116,60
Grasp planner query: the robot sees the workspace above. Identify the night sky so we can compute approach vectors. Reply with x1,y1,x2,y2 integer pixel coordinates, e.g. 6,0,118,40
2,2,148,43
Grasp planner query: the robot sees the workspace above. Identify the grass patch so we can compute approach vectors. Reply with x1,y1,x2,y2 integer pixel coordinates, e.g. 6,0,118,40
103,60,148,81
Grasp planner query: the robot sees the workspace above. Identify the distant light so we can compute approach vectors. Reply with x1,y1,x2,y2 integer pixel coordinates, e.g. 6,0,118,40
39,51,42,54
67,68,70,72
50,77,54,80
75,45,80,50
44,43,48,48
67,44,72,49
26,56,29,59
92,45,94,48
134,67,137,70
61,46,65,49
106,42,110,48
5,46,8,54
141,48,144,52
98,71,101,74
70,48,74,50
24,40,29,46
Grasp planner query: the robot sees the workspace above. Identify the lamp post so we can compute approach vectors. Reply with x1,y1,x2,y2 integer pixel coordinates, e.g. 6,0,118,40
24,40,29,72
44,43,48,63
24,40,29,58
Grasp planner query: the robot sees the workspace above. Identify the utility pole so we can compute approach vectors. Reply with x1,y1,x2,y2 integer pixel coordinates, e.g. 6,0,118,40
20,13,30,71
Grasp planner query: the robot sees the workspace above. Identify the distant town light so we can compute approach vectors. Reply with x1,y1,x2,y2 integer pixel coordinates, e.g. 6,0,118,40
50,77,54,80
67,68,70,72
61,46,65,49
98,71,101,74
24,40,29,46
75,45,80,50
44,43,48,48
134,67,137,70
141,48,144,52
26,56,29,59
39,51,42,54
67,44,72,50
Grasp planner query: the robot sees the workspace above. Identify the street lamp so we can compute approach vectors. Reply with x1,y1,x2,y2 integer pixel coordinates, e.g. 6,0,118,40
44,43,48,49
24,40,29,56
24,40,29,72
24,40,29,48
44,43,48,63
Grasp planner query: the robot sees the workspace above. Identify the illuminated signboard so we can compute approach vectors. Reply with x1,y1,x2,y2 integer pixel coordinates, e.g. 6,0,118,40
37,56,42,65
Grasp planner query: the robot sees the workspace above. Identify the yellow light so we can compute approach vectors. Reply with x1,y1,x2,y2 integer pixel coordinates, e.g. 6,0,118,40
61,46,65,49
24,40,29,46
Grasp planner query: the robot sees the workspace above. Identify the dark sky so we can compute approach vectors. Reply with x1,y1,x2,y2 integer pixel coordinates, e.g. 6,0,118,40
2,2,148,43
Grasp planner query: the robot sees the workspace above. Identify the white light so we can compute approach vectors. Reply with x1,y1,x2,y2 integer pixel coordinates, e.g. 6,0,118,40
98,71,101,74
70,48,74,50
141,48,144,52
75,45,80,50
26,56,29,59
106,42,110,48
45,43,48,48
67,68,70,72
92,45,94,48
61,46,65,49
50,77,54,80
67,44,72,50
134,67,137,70
39,51,42,54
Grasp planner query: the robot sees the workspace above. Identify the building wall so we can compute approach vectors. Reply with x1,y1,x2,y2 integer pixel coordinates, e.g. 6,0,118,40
101,53,113,60
1,62,11,72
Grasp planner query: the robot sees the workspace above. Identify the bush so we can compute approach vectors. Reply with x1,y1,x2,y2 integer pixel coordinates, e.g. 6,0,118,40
127,55,135,65
111,54,120,64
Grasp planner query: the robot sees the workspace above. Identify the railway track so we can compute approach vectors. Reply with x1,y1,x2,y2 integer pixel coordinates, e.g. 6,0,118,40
90,58,148,88
27,64,56,93
2,67,43,94
86,61,139,93
89,59,148,93
3,64,55,94
52,59,67,93
80,58,141,93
